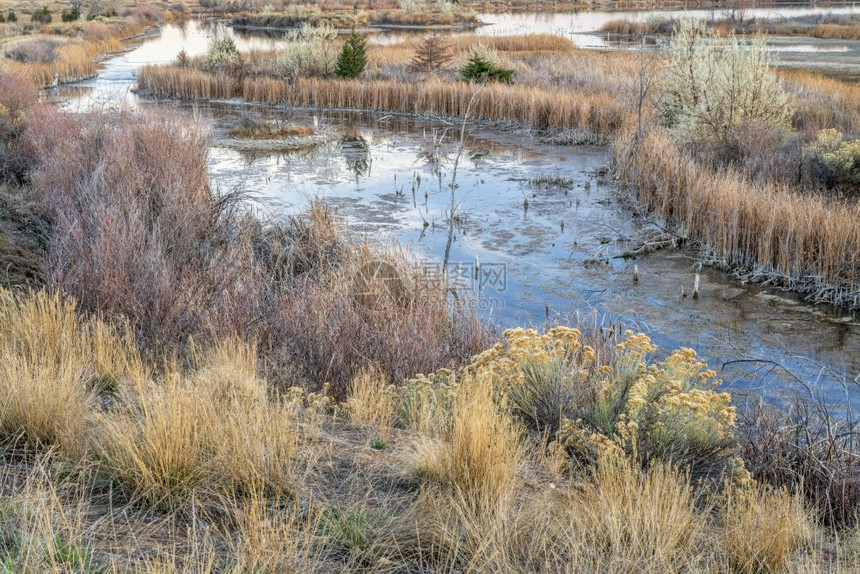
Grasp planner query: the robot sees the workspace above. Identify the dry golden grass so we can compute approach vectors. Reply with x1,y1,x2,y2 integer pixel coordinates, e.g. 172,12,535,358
96,340,299,508
809,23,860,40
140,65,625,133
365,33,576,68
0,288,857,571
221,487,323,572
779,69,860,136
415,373,520,505
346,367,395,441
722,485,811,574
614,128,860,308
0,288,141,453
565,454,707,571
3,36,123,86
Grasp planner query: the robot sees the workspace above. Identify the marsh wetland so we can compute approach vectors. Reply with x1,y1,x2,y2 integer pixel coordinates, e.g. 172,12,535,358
58,16,859,406
3,3,860,570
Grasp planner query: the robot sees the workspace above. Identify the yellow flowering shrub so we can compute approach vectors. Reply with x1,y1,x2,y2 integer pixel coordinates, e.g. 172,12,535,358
466,328,744,481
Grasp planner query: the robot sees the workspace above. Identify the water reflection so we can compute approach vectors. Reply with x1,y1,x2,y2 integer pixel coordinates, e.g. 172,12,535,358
340,133,372,181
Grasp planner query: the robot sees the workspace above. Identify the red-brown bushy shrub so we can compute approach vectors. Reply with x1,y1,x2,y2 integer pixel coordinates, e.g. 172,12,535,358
0,71,40,180
14,107,486,392
0,71,39,115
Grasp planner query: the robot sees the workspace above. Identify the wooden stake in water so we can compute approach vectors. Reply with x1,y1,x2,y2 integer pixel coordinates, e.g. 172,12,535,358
693,273,700,299
633,264,639,283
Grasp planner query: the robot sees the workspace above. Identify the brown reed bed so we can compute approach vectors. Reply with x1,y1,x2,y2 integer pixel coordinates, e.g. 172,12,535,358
779,69,860,137
138,65,625,134
227,120,315,139
3,37,123,85
614,127,860,309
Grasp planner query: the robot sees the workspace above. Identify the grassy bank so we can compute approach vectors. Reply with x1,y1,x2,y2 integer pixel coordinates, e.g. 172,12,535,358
0,2,175,86
231,6,480,30
599,13,860,41
0,285,856,571
614,128,860,308
139,66,624,134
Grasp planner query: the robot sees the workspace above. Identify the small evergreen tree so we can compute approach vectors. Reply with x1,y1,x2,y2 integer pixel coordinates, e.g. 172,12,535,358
7,11,17,23
410,34,453,74
335,30,368,79
460,53,513,84
61,7,81,22
31,7,53,24
204,36,243,74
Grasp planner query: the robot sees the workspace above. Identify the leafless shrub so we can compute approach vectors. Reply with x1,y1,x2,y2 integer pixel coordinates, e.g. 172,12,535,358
12,107,485,394
738,392,860,528
0,71,39,181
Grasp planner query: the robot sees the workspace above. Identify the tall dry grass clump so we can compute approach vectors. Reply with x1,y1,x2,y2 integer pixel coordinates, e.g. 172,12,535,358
96,340,299,508
722,485,811,574
347,367,395,441
415,373,520,506
0,287,141,453
223,488,323,572
563,454,708,572
614,128,860,309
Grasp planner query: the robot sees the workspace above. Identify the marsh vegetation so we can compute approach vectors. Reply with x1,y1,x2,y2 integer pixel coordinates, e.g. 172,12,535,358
1,1,860,572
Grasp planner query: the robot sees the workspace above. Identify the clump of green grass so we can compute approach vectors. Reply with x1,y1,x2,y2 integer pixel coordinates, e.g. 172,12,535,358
321,505,389,558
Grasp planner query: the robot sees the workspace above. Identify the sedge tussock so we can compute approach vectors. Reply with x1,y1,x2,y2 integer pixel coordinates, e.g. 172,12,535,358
0,287,142,454
347,367,396,442
96,341,299,509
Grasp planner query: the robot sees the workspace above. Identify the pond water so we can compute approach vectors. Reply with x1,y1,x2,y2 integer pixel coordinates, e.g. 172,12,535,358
55,15,860,407
475,6,860,47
